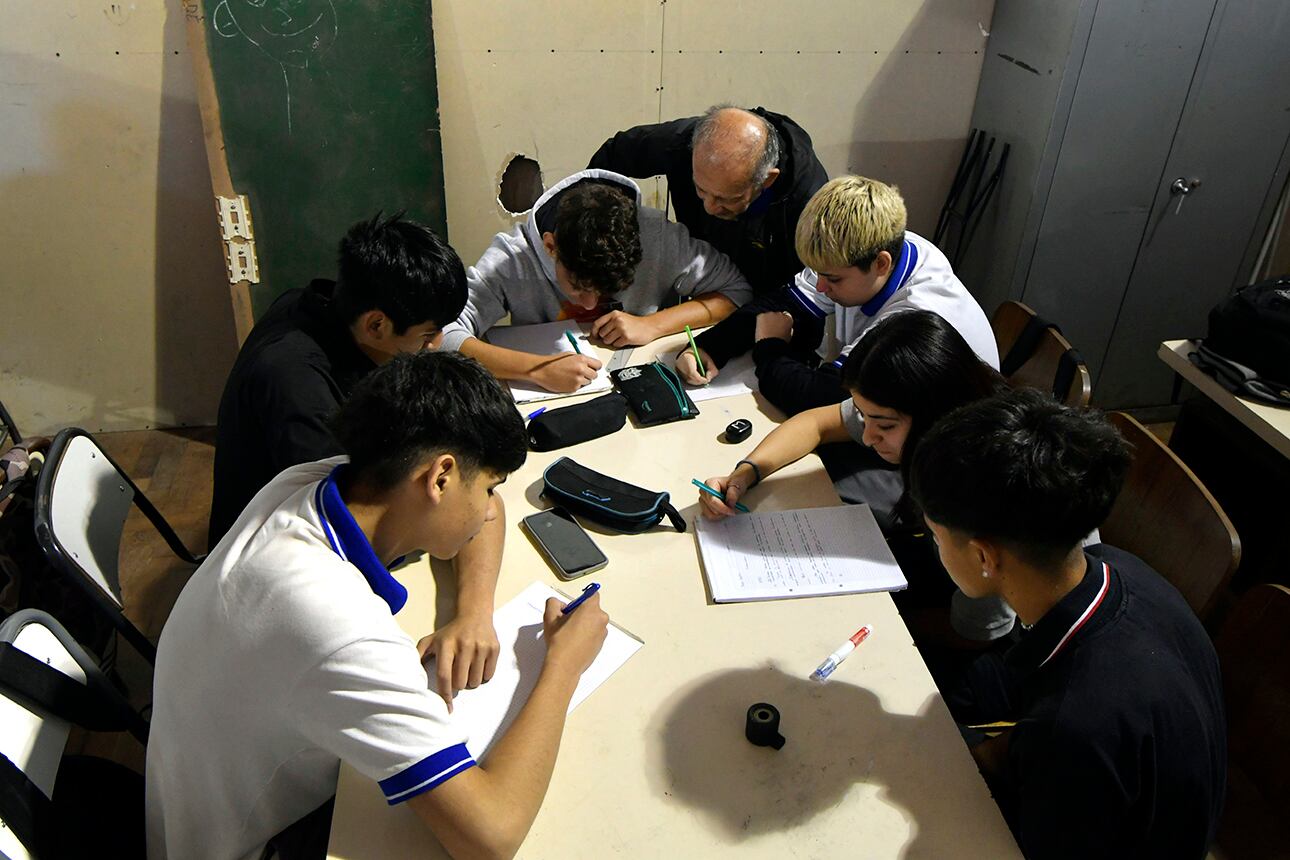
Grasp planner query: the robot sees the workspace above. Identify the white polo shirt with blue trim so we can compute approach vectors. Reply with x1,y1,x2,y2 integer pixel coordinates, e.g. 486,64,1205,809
787,230,1000,370
146,457,471,860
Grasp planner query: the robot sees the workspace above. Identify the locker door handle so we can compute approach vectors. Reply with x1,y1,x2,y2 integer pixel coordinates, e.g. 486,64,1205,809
1170,177,1201,213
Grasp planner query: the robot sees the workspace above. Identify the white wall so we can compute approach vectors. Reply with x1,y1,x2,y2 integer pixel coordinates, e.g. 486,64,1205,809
433,0,996,264
0,0,236,436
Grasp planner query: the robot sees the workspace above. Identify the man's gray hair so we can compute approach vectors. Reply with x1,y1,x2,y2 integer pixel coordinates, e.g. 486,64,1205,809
691,104,782,189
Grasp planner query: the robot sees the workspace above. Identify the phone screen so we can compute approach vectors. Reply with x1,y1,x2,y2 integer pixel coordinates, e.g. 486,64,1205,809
522,508,608,579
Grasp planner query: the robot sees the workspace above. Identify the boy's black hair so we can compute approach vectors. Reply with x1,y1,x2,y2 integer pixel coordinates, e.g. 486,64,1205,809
332,351,527,491
334,212,468,334
553,183,643,295
853,234,906,274
909,388,1131,569
840,311,1003,492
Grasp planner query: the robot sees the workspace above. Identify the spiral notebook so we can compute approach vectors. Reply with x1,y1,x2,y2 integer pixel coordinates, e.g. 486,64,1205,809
696,505,907,602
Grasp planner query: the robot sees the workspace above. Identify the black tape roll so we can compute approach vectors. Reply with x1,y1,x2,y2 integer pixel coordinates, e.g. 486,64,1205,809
745,702,785,749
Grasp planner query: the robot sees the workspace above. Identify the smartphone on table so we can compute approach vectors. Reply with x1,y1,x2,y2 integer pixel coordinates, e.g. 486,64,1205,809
520,507,608,580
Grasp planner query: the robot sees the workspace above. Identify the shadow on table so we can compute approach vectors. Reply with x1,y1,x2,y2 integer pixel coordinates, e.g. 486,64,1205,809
649,665,1005,858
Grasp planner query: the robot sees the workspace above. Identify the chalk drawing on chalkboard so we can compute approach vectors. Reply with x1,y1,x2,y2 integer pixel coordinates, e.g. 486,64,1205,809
211,0,338,133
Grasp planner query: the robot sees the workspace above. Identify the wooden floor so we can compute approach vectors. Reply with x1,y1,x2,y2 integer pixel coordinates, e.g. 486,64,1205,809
99,425,216,640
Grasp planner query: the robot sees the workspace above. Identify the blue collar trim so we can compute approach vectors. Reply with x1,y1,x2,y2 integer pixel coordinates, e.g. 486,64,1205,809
860,238,917,317
315,465,408,615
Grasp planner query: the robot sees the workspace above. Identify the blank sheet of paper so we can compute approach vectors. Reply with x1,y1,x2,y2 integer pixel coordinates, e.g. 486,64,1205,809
431,581,642,761
486,321,614,404
696,505,907,602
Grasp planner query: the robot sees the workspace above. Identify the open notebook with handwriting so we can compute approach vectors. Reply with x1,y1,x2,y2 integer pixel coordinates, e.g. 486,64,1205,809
696,505,907,602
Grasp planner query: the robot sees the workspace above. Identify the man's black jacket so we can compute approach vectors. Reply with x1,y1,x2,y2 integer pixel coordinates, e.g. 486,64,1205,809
588,107,828,296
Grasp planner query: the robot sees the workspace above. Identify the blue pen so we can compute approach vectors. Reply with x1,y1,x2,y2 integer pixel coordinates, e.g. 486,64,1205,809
565,330,584,355
526,406,547,420
561,582,601,615
691,478,751,513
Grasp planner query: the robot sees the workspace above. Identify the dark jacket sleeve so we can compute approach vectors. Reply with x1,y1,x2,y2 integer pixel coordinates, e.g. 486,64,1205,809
587,119,692,179
693,284,826,368
262,360,345,474
750,338,850,416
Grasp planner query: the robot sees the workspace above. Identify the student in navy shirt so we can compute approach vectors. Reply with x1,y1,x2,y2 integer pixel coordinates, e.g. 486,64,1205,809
909,389,1226,858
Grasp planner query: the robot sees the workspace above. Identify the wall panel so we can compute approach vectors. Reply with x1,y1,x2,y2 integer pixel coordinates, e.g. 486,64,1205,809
433,0,993,265
1,0,236,435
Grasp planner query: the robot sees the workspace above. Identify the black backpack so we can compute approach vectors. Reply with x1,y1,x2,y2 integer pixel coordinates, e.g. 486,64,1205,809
1198,276,1290,406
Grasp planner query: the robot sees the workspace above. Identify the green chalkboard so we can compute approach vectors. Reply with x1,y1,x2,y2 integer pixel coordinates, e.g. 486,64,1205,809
203,0,447,318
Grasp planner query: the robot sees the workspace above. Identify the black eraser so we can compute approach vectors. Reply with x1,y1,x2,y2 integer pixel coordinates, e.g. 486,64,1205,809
725,419,753,444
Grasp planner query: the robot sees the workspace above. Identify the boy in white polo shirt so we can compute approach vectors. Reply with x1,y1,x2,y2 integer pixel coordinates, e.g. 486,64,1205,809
146,352,609,860
676,175,998,415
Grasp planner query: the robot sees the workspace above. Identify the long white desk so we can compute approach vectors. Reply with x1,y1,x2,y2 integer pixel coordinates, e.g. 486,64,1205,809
326,332,1020,859
1159,339,1290,459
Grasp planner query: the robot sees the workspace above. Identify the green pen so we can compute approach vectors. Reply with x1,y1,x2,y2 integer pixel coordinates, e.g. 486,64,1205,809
691,478,750,513
565,330,583,355
684,325,707,378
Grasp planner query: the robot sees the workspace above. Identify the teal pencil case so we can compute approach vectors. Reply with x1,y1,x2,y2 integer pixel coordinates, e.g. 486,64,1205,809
610,361,699,426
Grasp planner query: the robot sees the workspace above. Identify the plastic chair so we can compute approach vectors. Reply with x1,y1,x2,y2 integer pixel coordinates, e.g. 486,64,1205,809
1100,412,1241,620
1212,583,1290,859
991,300,1092,407
0,609,147,858
0,397,20,453
32,428,204,664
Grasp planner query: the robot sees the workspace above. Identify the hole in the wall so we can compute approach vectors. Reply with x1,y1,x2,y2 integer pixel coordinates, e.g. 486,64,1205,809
498,155,545,215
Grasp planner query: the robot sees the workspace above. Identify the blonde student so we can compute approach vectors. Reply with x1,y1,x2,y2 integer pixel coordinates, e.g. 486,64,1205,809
676,175,997,415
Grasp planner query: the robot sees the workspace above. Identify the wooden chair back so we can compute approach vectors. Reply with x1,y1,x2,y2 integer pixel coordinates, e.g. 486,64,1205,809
1101,412,1240,620
991,300,1092,407
1212,583,1290,858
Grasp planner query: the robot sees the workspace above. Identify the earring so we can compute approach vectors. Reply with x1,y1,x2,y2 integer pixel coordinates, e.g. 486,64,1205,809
981,569,991,579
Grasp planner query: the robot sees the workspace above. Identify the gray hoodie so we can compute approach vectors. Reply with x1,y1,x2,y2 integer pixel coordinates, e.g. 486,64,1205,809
440,169,753,351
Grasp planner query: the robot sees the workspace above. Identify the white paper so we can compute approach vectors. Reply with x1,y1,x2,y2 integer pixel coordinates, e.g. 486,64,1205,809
486,321,614,404
674,351,757,403
433,581,642,761
696,505,907,602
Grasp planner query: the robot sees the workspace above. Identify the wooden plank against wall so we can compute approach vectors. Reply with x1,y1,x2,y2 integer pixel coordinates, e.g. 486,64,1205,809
181,0,256,343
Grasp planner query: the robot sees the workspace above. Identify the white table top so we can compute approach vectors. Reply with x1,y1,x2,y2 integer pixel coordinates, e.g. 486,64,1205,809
326,332,1019,859
1159,340,1290,459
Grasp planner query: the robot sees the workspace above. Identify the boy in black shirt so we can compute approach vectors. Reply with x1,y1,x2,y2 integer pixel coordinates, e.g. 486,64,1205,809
210,213,466,545
210,214,501,706
909,389,1226,858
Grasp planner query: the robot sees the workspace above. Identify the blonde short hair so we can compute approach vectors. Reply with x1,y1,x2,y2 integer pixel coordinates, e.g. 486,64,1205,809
795,176,907,272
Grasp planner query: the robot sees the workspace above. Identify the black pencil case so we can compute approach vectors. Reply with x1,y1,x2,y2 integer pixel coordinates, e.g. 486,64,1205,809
610,361,699,426
527,393,628,452
541,456,686,533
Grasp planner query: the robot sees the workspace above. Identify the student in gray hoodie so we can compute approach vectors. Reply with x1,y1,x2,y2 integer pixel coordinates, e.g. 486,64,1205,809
440,169,754,393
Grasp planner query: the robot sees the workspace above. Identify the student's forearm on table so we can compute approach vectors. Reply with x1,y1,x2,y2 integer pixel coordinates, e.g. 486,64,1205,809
412,663,580,860
453,498,504,619
459,337,547,382
647,294,736,336
737,406,850,479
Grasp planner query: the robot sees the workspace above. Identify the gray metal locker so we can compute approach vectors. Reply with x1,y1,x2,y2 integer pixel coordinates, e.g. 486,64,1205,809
957,0,1290,409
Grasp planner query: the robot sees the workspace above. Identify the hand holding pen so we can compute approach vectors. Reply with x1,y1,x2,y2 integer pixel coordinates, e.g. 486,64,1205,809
695,474,752,520
543,583,609,677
